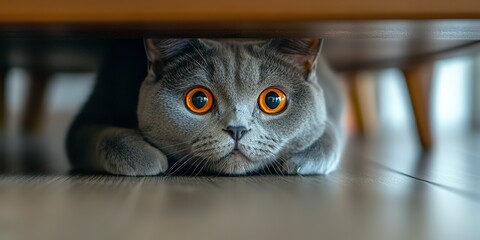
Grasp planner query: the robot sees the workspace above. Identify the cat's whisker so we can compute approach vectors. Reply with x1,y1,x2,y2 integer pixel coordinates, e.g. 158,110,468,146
157,143,187,152
184,157,205,176
264,161,275,176
165,151,196,177
214,162,226,177
167,147,206,176
271,160,288,179
194,159,210,177
163,146,192,158
148,139,184,148
161,120,222,176
155,121,220,172
143,140,194,158
269,160,283,177
166,154,195,174
165,156,188,173
187,157,205,176
272,154,290,174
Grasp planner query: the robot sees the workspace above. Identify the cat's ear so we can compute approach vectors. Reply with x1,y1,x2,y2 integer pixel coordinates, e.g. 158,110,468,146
144,38,205,64
266,39,323,77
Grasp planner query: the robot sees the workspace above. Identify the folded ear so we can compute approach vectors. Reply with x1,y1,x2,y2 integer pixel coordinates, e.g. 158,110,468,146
144,38,206,64
266,39,323,77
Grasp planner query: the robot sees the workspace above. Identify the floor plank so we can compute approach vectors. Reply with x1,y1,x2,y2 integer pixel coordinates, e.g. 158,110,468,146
1,137,479,240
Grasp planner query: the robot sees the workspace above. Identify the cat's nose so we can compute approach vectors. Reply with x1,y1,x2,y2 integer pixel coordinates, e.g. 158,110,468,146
224,126,249,141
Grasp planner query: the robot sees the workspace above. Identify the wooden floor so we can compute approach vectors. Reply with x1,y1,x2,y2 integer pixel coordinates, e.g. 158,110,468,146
1,129,480,240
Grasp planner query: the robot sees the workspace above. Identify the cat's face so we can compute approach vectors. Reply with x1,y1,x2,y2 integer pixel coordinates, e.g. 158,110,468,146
138,39,327,174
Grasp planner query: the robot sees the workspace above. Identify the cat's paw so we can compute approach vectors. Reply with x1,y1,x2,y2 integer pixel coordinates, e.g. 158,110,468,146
277,123,342,175
97,128,168,176
276,153,340,175
295,152,340,175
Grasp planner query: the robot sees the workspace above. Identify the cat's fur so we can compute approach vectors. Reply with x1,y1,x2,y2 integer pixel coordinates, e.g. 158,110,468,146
66,39,345,176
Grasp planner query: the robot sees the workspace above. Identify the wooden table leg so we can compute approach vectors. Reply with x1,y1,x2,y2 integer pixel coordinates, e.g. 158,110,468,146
346,72,379,136
403,62,434,150
346,73,366,135
22,71,51,134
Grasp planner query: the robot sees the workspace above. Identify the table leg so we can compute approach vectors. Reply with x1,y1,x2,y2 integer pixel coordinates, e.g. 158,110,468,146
403,62,434,150
22,71,51,134
346,72,379,136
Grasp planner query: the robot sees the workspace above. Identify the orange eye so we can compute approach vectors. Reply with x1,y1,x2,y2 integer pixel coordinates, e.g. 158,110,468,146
258,88,287,114
185,87,214,114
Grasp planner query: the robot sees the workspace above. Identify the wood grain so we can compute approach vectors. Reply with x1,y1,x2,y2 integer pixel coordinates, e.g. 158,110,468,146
0,0,479,23
1,20,480,39
0,1,479,39
2,113,480,240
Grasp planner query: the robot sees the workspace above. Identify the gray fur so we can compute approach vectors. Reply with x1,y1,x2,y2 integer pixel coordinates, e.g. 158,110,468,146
67,39,345,176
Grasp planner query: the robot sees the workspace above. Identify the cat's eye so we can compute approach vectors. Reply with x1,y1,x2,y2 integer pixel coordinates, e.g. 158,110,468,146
258,88,287,114
185,87,214,114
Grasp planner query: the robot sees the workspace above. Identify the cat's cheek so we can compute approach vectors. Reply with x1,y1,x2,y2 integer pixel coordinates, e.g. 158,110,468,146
257,113,292,135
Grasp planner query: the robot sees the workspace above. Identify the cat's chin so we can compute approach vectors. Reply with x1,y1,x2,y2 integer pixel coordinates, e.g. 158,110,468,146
228,150,251,161
210,150,262,175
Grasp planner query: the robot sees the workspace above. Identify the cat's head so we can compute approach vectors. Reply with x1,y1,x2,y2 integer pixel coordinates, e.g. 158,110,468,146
138,39,327,174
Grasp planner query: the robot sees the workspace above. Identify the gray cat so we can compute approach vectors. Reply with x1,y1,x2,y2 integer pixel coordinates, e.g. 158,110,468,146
66,39,345,176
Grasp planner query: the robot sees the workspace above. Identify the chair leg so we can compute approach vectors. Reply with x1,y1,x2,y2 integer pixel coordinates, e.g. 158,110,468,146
403,62,434,150
22,71,51,134
346,73,366,135
346,72,379,136
0,70,6,131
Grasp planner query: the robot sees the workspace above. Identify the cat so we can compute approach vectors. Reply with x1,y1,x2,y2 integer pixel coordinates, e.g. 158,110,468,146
66,39,345,176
